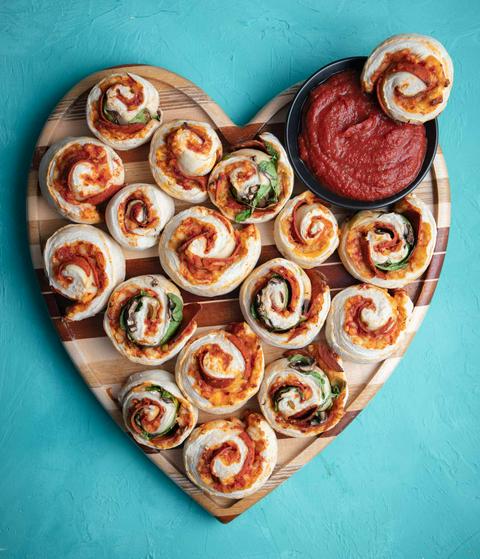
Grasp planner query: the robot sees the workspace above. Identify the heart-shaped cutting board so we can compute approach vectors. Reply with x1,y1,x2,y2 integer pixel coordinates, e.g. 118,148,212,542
27,64,451,523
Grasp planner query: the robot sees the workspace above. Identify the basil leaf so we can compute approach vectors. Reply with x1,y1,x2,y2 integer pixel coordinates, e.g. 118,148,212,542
258,159,277,180
374,217,415,272
254,181,272,204
140,386,180,438
306,370,326,385
375,254,411,271
158,293,183,345
128,108,151,124
258,159,279,203
331,384,341,397
145,385,176,404
235,208,253,222
119,304,127,331
102,97,119,124
264,141,279,166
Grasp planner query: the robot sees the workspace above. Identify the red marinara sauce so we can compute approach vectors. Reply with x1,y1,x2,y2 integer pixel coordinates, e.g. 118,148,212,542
298,70,427,201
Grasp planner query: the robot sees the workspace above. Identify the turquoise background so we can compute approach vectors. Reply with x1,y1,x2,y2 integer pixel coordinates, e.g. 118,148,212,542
1,1,479,557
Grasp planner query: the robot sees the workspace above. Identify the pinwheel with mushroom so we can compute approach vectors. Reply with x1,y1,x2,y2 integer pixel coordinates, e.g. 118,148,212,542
103,274,199,365
240,258,330,348
158,206,261,297
105,183,175,250
326,284,413,363
175,322,264,414
39,137,124,224
87,72,162,150
339,195,437,288
119,370,197,450
183,412,277,499
149,119,222,203
259,344,347,437
208,132,294,223
361,33,454,123
44,224,125,321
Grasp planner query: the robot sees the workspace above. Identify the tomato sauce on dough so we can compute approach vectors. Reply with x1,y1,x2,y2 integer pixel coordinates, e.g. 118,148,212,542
298,70,427,201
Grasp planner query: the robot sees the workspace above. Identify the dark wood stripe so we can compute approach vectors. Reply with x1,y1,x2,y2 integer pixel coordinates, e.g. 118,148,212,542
47,276,439,343
218,514,238,524
434,227,449,252
37,246,444,342
415,279,438,307
31,120,286,169
319,409,361,438
51,296,246,341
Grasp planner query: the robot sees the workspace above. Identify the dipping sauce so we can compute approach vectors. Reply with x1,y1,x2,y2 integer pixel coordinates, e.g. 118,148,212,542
298,70,427,201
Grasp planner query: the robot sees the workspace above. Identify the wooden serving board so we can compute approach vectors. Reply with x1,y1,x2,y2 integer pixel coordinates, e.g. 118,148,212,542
27,64,451,523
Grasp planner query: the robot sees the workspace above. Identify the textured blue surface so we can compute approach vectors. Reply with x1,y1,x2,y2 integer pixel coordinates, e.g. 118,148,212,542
1,1,479,557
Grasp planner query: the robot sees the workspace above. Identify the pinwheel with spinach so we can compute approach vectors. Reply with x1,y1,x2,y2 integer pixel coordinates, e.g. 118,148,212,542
119,370,197,450
258,343,348,437
104,274,200,365
87,72,162,150
208,132,293,223
339,195,437,288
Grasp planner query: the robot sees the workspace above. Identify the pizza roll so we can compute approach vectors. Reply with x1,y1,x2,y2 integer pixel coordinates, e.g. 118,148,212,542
339,195,437,288
325,284,413,363
361,34,453,123
149,120,222,203
105,183,175,250
39,137,124,224
274,191,339,268
87,72,161,150
183,412,277,499
175,322,264,414
239,258,330,348
119,370,197,450
258,344,348,437
208,132,294,223
103,274,199,366
44,224,125,321
158,206,261,297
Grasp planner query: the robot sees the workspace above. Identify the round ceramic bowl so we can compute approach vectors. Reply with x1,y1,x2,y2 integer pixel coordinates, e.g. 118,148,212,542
285,56,438,210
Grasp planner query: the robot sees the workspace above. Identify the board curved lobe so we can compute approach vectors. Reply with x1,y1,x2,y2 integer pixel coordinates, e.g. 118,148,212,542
27,64,450,522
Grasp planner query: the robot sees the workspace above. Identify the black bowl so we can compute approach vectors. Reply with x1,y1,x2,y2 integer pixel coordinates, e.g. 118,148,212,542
285,56,438,210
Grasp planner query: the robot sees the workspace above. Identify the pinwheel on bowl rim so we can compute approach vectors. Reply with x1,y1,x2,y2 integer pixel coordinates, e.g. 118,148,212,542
239,257,331,349
258,343,348,437
39,137,125,224
103,274,200,366
119,370,198,450
361,33,454,124
44,224,125,321
175,322,264,414
208,132,294,223
86,72,162,150
183,412,277,499
149,119,222,203
105,183,175,250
